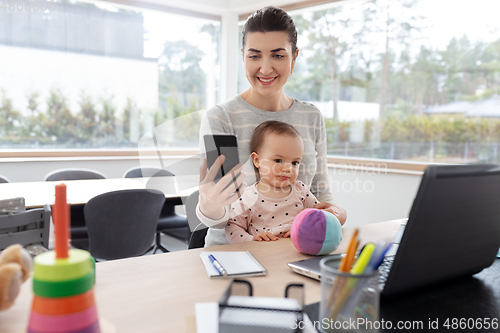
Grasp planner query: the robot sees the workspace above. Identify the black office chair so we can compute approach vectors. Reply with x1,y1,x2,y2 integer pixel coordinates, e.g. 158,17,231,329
44,168,107,244
124,167,175,178
124,166,189,253
0,205,51,251
186,190,208,249
0,175,9,183
44,168,106,181
84,189,165,260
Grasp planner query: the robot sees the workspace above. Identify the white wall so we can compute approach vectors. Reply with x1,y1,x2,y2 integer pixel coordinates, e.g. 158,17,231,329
328,166,421,226
0,158,421,226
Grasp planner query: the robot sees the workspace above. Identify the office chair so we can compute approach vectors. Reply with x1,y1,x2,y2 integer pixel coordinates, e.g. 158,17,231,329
186,190,208,249
44,168,106,181
123,166,174,178
0,175,9,183
0,205,51,251
84,189,165,260
44,168,106,244
123,166,189,253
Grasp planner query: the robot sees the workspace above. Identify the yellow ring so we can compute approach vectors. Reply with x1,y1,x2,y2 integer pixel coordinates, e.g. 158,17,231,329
33,249,93,282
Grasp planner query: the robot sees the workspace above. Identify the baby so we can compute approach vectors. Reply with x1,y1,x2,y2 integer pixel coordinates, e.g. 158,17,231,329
225,120,318,243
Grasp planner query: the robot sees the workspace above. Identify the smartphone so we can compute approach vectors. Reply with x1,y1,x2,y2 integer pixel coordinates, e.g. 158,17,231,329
203,134,240,183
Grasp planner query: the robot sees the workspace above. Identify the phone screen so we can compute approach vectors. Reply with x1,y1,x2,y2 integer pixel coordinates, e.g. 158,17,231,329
204,134,240,182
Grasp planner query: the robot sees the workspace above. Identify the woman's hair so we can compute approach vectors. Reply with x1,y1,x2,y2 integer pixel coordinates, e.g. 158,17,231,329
242,6,298,55
250,121,302,174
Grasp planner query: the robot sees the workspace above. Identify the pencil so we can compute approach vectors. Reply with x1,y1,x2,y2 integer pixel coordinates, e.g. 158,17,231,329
328,243,376,320
323,229,359,317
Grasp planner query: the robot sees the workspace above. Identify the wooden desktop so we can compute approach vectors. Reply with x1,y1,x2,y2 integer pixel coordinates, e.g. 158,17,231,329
0,220,401,333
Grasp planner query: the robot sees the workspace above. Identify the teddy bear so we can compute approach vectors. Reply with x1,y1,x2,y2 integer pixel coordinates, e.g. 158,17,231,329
0,244,33,311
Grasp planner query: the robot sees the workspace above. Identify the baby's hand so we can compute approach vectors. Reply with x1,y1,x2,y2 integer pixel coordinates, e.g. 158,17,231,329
282,231,291,238
253,232,278,242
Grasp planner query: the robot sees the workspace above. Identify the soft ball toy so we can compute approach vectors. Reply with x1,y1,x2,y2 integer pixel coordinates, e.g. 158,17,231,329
0,244,33,311
291,208,343,255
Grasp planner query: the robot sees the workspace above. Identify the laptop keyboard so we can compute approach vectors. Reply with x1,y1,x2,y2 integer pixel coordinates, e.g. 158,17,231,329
378,255,395,286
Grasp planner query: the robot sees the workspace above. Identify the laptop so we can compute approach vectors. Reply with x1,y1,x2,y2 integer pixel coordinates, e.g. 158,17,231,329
288,164,500,296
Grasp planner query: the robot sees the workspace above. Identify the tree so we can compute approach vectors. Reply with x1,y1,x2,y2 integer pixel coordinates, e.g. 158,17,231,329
0,90,22,140
158,40,206,116
361,0,427,116
97,95,116,140
301,7,354,119
77,92,98,143
44,89,78,144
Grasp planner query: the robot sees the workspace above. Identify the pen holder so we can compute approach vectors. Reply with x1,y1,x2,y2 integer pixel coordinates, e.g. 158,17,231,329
319,257,380,333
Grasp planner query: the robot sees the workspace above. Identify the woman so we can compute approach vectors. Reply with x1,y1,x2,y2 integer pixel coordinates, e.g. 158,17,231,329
197,6,347,247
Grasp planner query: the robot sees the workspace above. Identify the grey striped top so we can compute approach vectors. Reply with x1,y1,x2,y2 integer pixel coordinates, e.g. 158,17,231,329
198,95,334,247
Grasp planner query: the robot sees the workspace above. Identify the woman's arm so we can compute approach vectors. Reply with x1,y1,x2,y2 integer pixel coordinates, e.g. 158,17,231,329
310,116,347,225
198,109,248,221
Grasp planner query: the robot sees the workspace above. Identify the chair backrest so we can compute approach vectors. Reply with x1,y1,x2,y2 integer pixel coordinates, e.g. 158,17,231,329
0,205,51,250
0,175,9,183
44,169,106,181
84,189,165,260
186,190,208,249
124,167,174,178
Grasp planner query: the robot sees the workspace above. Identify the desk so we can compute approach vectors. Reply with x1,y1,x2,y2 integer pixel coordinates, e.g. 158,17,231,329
0,220,401,333
0,177,198,208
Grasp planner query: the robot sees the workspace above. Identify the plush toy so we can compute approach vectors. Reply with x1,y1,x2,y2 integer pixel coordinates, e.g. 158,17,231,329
0,244,33,311
290,208,343,256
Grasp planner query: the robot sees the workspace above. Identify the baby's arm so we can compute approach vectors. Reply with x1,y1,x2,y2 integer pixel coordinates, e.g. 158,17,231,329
225,210,253,243
271,222,293,238
301,182,319,208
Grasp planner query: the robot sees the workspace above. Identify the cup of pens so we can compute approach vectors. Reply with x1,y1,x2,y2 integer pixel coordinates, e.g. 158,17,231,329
320,257,380,332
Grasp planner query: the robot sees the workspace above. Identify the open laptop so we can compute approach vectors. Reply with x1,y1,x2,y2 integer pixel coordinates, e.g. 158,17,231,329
288,164,500,297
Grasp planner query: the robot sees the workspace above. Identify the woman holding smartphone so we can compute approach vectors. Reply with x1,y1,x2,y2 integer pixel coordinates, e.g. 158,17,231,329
198,6,347,247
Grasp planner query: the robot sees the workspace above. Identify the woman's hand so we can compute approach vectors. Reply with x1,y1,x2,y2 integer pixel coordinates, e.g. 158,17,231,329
253,231,278,241
313,202,347,226
198,155,247,220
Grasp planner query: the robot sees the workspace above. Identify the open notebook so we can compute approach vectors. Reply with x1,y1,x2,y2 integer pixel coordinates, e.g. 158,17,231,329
200,251,267,278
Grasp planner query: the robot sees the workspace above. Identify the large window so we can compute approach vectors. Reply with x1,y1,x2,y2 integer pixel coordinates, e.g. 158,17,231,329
0,1,220,149
239,0,500,164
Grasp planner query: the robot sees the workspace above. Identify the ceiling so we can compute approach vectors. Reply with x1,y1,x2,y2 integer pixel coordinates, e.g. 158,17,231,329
111,0,314,16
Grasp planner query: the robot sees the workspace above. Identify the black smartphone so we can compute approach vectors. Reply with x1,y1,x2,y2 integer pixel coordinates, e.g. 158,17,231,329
203,134,240,183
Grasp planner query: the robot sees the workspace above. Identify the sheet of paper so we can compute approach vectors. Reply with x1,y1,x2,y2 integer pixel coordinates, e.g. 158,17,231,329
200,251,264,276
195,302,318,333
195,302,218,333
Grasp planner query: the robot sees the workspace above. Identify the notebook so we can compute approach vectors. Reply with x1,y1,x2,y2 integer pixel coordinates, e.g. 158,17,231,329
289,164,500,297
200,251,267,278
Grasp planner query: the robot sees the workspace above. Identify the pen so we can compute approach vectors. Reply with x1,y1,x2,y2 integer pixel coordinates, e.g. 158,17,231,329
324,229,359,316
209,254,227,276
339,241,392,317
328,243,376,319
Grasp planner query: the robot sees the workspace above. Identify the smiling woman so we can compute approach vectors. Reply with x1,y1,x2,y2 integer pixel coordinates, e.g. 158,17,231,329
196,6,347,248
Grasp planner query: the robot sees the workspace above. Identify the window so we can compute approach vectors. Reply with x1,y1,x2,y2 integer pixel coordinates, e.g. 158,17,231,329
0,0,220,149
238,0,500,164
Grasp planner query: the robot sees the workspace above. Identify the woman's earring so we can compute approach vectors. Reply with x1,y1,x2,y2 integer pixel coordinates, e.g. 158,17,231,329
290,69,294,75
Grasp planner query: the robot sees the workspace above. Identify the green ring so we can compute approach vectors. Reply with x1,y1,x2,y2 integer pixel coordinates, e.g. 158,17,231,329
33,270,95,298
34,249,93,282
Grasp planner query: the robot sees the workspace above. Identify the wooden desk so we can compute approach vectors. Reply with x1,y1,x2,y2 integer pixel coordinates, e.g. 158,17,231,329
0,220,401,333
0,177,198,208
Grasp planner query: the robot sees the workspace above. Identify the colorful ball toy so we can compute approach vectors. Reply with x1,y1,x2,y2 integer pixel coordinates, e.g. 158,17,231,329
290,208,343,256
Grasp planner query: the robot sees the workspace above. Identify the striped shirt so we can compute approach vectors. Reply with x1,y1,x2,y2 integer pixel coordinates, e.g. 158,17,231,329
197,95,334,247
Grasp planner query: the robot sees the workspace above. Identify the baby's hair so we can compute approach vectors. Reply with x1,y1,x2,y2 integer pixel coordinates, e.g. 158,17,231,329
250,120,302,155
250,121,302,176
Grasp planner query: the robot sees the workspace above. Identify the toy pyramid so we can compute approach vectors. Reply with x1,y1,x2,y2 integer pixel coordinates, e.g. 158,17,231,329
28,184,100,333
